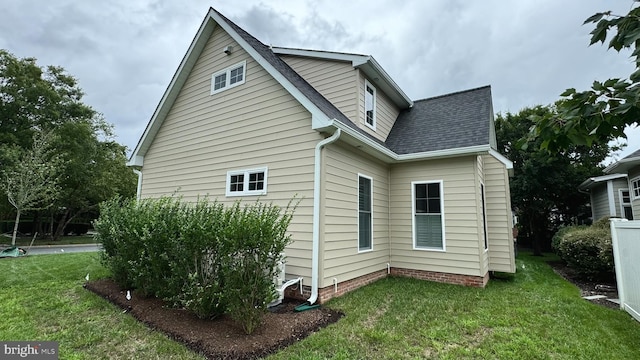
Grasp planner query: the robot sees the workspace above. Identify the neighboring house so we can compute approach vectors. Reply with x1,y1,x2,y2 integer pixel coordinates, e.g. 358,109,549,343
127,8,516,304
601,149,640,220
579,174,632,221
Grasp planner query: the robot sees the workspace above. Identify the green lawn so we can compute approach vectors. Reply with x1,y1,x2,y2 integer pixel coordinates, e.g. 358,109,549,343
1,252,638,359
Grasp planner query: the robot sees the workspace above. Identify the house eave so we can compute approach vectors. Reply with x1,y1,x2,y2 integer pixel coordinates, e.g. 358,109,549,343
605,156,640,174
353,56,413,109
578,173,628,191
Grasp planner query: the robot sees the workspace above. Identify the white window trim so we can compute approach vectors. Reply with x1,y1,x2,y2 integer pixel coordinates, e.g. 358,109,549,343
631,176,640,200
619,188,632,219
211,60,247,95
480,182,488,252
357,173,374,253
411,180,446,252
225,166,268,197
364,79,377,131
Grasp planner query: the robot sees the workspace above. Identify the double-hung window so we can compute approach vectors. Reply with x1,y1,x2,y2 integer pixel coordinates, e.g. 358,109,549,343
226,167,267,196
412,181,445,251
632,177,640,200
364,80,376,130
358,175,373,251
211,61,246,94
620,189,634,220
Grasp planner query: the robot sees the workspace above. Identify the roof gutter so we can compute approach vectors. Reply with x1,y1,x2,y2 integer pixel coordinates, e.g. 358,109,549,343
308,128,341,305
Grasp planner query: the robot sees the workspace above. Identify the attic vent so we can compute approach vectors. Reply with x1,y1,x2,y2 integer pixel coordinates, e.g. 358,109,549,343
223,45,233,55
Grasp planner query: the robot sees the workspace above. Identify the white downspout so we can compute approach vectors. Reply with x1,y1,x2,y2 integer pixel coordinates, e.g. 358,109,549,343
133,169,143,202
308,128,341,305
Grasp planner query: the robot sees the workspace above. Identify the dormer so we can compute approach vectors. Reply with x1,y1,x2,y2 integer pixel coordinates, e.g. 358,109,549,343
273,47,412,142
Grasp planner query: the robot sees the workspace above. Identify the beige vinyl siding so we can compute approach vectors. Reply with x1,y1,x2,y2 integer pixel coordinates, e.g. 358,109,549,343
389,156,483,276
483,154,515,273
591,184,610,220
279,55,358,121
475,155,489,275
357,70,400,142
140,25,323,281
321,142,390,288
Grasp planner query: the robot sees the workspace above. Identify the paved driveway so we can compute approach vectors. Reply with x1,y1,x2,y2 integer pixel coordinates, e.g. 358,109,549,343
25,244,101,255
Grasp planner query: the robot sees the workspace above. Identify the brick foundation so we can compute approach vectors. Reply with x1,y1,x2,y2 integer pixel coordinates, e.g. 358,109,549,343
390,267,489,288
283,267,488,304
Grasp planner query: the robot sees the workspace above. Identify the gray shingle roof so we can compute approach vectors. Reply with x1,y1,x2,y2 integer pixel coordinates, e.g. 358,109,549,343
385,86,493,154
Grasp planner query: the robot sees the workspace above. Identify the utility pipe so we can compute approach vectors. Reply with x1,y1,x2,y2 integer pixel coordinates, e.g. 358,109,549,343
133,169,143,202
307,129,341,305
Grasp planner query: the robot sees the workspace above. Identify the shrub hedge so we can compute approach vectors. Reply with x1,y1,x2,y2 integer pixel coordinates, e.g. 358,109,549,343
94,196,296,333
552,218,614,280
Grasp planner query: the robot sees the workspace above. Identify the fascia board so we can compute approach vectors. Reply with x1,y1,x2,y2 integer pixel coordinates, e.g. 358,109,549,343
271,47,368,63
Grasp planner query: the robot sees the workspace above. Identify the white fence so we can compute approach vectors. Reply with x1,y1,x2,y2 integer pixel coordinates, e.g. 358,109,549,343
610,219,640,322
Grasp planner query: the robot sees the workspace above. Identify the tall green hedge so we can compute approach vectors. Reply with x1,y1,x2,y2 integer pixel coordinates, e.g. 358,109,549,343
552,217,614,280
94,196,296,333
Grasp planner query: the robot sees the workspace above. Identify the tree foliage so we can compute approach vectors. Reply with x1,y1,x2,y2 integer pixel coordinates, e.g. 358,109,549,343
532,2,640,150
496,105,615,255
0,49,136,239
1,131,60,245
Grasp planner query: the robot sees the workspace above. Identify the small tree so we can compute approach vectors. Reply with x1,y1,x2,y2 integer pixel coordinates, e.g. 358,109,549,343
2,131,60,245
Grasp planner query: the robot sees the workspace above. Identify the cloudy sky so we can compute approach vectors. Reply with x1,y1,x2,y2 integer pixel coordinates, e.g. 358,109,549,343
1,0,637,161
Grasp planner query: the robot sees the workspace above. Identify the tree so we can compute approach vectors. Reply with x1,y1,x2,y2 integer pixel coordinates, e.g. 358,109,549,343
496,105,615,255
532,2,640,150
1,131,60,245
0,50,136,239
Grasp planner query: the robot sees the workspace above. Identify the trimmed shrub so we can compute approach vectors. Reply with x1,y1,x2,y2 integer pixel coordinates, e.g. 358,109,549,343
551,225,586,253
554,226,614,280
94,195,296,332
221,201,294,334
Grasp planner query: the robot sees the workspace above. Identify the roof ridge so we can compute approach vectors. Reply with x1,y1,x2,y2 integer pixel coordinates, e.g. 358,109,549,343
412,85,491,103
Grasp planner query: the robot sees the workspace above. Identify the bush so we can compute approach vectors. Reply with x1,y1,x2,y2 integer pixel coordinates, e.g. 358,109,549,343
553,226,614,280
551,225,586,253
221,201,294,334
94,196,296,332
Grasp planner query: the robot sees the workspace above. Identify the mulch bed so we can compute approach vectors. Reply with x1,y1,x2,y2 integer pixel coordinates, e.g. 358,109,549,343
546,260,619,310
85,279,343,359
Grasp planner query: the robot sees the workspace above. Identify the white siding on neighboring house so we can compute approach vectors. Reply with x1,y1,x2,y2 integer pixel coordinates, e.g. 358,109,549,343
483,154,515,273
279,55,358,121
140,25,324,282
321,142,390,288
389,156,483,277
357,70,400,142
